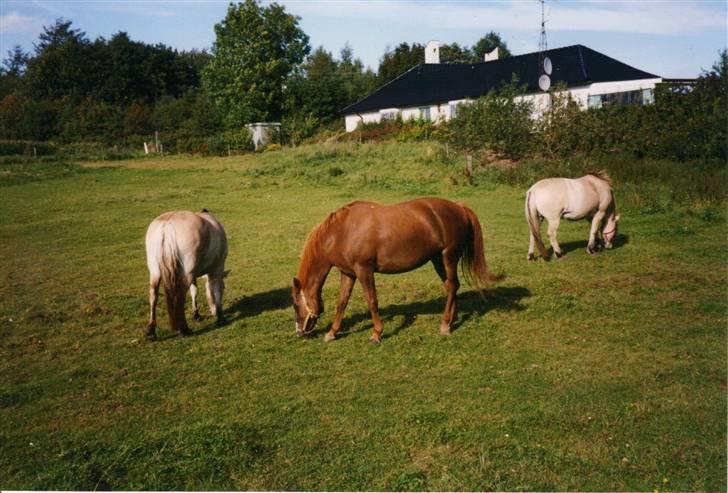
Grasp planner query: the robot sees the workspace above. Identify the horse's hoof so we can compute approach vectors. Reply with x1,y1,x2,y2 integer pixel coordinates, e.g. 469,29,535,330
193,311,202,322
324,332,336,342
145,332,157,341
369,336,381,345
216,317,226,327
180,328,193,337
555,251,564,258
527,254,536,262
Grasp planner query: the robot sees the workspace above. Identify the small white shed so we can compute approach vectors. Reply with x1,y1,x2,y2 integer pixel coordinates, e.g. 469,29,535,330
246,122,281,150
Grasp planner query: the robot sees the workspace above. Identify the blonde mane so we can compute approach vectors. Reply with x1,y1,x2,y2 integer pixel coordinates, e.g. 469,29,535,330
587,170,612,185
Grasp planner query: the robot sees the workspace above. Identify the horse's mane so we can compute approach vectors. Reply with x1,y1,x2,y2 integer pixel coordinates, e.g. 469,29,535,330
586,170,612,185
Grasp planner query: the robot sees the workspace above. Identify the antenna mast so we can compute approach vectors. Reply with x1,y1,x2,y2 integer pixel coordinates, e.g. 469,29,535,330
539,0,548,55
537,0,552,92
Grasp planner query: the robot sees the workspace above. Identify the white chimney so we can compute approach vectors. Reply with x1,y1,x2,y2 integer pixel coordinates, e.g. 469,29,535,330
425,40,440,64
484,47,499,62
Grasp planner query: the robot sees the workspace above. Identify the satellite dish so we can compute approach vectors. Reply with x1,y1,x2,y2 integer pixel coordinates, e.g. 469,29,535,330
539,74,551,91
543,57,552,75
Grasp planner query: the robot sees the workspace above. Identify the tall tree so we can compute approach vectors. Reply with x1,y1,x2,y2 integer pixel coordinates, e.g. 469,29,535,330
2,45,30,76
377,43,424,85
24,18,92,99
338,44,377,106
0,46,30,98
203,0,310,127
473,32,512,61
440,42,475,64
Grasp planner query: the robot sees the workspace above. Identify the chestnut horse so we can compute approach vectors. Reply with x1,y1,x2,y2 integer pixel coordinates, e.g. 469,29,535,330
292,198,504,344
145,209,228,340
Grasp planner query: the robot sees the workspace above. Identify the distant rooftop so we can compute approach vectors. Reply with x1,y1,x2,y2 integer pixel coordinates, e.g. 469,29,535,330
342,44,660,115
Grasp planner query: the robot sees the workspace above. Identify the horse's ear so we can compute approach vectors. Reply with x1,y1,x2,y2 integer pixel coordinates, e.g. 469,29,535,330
292,277,301,292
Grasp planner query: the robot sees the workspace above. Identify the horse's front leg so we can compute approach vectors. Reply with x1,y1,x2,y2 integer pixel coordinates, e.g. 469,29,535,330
146,274,160,340
355,267,384,344
190,279,201,321
325,272,356,342
587,211,606,254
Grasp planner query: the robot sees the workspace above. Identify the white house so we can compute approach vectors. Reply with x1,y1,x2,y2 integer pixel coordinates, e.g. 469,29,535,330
342,43,662,132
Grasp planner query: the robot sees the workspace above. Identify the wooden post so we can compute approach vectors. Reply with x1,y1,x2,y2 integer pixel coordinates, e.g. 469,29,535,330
466,154,473,177
144,142,149,155
160,143,164,157
155,131,159,153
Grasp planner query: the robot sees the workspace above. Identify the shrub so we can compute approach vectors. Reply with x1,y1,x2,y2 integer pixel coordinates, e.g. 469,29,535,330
446,80,533,160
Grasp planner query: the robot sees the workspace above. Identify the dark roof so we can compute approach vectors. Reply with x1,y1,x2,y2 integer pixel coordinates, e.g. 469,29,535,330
342,44,659,115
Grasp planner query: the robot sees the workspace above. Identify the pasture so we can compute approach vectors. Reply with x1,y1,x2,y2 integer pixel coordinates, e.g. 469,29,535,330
1,142,725,491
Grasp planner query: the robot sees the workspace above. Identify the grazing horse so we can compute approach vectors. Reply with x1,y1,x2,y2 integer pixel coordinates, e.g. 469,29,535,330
525,172,620,261
144,209,228,340
291,198,504,344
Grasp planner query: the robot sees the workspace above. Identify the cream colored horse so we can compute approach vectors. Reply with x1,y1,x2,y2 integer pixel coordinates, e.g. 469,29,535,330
145,209,228,339
525,172,620,260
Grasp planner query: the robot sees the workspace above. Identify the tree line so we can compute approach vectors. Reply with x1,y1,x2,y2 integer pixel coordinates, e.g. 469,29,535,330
0,0,509,149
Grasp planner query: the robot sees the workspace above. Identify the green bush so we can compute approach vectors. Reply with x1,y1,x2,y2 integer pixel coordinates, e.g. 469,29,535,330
445,80,533,160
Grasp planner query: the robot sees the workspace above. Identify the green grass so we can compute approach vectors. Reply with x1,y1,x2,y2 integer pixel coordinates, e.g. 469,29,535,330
1,142,725,491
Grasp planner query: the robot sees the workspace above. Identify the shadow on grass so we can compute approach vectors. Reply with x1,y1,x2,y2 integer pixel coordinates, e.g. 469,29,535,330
321,285,531,341
151,287,291,340
224,287,291,322
557,233,630,256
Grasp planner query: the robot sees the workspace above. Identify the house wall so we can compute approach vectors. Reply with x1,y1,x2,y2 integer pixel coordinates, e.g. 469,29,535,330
343,77,662,132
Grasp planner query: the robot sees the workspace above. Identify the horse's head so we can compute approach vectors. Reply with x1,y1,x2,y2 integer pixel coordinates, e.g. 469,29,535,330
292,277,322,337
603,214,620,248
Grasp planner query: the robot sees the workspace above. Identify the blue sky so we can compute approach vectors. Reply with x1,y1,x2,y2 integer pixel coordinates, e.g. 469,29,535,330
1,1,726,78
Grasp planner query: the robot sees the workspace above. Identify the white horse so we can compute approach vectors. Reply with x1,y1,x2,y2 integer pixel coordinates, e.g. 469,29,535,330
145,209,228,339
525,172,620,261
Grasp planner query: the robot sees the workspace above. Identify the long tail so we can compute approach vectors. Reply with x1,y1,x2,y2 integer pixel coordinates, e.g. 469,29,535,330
460,204,505,292
525,190,549,259
159,222,188,333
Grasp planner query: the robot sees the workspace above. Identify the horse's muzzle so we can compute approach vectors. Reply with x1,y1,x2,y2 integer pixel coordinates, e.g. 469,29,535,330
296,313,318,337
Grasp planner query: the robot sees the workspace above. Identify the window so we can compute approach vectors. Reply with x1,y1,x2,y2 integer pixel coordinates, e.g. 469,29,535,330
587,89,654,109
449,103,459,119
419,107,431,121
381,111,398,121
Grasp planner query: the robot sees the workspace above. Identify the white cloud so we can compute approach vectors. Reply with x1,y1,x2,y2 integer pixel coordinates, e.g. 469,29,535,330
0,11,44,34
281,0,725,35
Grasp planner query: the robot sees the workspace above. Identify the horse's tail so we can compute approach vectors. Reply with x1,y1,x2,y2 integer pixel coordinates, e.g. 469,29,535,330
159,222,188,333
525,189,549,259
460,204,505,292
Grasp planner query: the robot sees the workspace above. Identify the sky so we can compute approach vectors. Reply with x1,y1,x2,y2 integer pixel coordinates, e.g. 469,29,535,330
1,0,726,78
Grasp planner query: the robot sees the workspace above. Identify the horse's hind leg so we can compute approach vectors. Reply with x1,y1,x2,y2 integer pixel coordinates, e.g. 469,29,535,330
146,273,160,340
190,279,202,321
325,272,355,342
355,267,384,344
547,218,564,258
206,272,225,326
527,231,538,261
434,253,460,335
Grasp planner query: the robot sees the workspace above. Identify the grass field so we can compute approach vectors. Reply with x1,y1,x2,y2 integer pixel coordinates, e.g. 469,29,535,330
1,142,726,491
